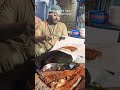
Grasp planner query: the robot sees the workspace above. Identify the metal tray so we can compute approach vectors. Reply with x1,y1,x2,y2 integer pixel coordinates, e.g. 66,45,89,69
42,63,80,72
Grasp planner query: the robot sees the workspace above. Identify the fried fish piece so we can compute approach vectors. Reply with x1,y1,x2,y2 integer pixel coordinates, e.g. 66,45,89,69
44,70,75,84
43,65,85,85
58,74,82,90
54,79,67,89
85,48,102,60
61,46,77,52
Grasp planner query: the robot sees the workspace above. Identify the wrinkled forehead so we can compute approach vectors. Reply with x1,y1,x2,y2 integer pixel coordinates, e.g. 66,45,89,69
50,10,62,15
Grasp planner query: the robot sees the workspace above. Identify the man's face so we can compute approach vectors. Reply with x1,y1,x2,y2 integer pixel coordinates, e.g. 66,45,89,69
48,10,61,24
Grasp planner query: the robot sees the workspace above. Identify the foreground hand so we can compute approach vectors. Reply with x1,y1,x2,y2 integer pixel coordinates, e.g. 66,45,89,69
35,35,52,43
46,35,52,40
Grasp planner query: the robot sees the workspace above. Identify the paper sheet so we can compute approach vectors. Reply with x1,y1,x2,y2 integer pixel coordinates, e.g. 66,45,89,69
50,37,85,51
50,37,85,63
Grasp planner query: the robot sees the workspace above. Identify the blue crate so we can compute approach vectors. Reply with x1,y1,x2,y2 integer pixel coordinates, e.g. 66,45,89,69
89,10,108,24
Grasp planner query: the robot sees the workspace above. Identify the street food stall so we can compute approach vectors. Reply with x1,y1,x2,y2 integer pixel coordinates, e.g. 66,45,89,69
35,37,85,90
35,0,85,90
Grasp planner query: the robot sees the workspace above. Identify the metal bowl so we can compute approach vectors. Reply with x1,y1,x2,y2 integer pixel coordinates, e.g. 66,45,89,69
42,63,80,72
42,63,58,71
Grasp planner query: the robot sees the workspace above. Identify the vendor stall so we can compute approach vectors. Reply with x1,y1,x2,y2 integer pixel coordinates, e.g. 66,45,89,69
35,37,85,90
35,0,85,89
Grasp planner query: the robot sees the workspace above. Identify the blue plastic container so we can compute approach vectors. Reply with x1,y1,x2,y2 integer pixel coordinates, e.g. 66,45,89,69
89,10,108,24
72,29,80,38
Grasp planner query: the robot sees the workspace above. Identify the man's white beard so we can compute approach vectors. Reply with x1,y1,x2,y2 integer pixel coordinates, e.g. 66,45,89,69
53,20,59,24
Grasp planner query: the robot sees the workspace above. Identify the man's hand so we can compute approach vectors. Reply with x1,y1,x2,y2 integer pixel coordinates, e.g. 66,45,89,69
0,23,28,40
24,21,34,30
35,35,52,43
46,35,52,40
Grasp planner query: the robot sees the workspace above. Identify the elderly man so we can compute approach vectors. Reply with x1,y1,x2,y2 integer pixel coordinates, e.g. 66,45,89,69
35,5,68,56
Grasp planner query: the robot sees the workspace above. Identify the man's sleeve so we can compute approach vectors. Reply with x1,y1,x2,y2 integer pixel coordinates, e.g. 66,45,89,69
0,0,16,23
35,22,43,38
62,23,68,36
